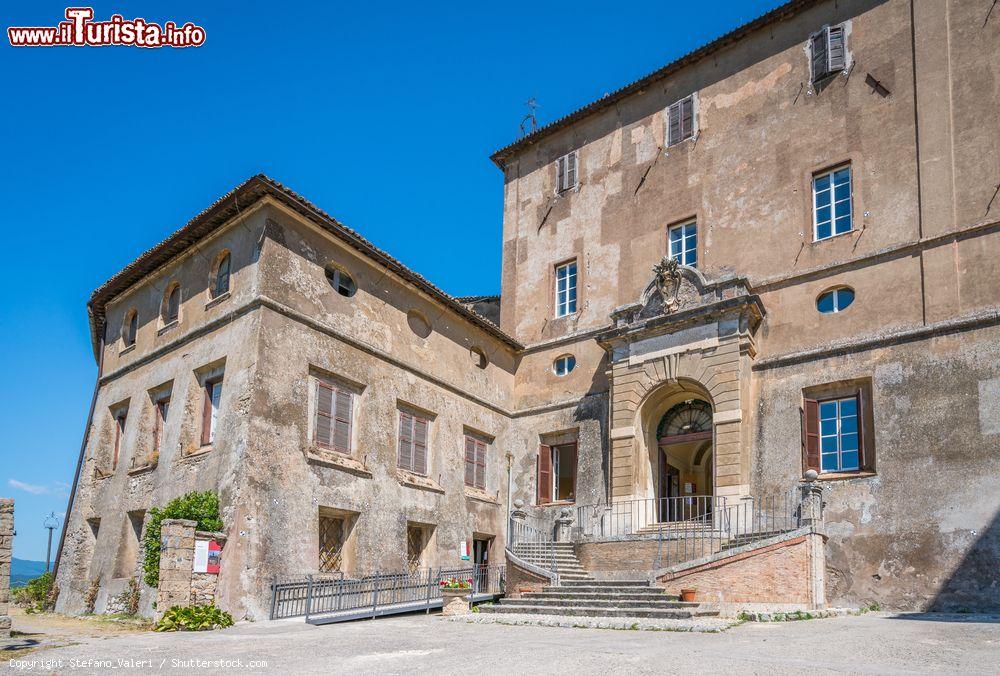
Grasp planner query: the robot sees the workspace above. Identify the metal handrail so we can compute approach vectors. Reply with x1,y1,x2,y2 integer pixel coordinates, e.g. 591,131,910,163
269,565,506,620
576,495,723,539
508,517,560,585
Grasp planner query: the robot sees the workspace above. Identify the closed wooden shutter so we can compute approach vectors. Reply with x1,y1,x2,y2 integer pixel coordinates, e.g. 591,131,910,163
680,97,694,140
333,389,352,454
556,155,566,191
398,412,413,471
464,436,476,487
803,398,821,472
811,28,829,82
827,25,845,72
413,416,428,475
537,444,552,504
474,439,486,489
314,380,334,448
667,101,682,145
566,152,577,189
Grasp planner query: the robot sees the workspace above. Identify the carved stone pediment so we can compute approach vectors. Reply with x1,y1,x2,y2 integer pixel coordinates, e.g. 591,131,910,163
610,258,718,328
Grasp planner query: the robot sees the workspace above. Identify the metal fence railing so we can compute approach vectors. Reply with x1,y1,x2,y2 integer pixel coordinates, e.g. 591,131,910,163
508,516,559,583
269,565,505,621
576,496,722,539
653,491,803,569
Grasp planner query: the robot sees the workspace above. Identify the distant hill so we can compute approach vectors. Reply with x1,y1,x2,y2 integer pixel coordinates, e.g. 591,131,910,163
10,557,47,587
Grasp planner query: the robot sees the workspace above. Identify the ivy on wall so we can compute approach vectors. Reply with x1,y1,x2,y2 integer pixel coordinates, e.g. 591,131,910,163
142,491,223,587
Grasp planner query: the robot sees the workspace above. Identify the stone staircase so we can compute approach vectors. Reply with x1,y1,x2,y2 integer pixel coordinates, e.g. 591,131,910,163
481,579,718,619
511,542,592,581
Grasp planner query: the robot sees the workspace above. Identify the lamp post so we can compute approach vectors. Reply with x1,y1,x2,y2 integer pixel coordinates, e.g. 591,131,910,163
44,512,60,572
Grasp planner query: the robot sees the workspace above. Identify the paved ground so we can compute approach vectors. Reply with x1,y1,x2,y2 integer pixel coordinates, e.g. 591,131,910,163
4,611,1000,675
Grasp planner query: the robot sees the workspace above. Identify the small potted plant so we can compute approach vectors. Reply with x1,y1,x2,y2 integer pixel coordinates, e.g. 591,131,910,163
680,588,697,603
440,577,473,616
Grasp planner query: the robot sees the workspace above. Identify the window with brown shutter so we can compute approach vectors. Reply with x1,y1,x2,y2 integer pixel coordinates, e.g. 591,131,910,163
802,380,876,476
810,24,847,83
397,410,429,475
537,444,552,504
314,379,353,455
464,435,487,490
667,95,695,146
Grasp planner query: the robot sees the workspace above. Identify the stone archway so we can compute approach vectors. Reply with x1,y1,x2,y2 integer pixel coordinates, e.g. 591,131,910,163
597,258,764,505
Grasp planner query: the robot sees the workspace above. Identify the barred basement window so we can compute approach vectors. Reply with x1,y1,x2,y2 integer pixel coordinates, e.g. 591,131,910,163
318,515,345,572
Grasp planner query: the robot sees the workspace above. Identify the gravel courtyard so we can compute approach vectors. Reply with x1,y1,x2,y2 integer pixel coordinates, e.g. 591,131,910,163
4,612,1000,675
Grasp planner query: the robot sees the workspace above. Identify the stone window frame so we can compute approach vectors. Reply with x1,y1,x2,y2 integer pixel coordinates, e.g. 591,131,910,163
307,368,364,457
537,430,579,505
208,249,231,301
552,354,576,377
463,432,490,491
160,281,181,328
667,219,698,268
121,307,138,350
110,400,130,472
802,378,876,479
553,259,579,318
396,402,436,477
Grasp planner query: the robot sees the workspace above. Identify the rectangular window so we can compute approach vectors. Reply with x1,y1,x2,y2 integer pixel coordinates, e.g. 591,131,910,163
201,377,223,446
537,442,577,503
668,221,697,267
813,166,852,241
318,515,345,573
112,410,127,470
406,524,429,573
554,261,578,317
464,435,487,490
556,151,578,192
810,25,846,83
803,381,873,475
817,397,860,472
667,95,695,146
397,411,429,475
314,378,353,454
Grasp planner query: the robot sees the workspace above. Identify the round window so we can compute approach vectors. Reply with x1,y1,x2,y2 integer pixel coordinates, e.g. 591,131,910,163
407,310,432,339
816,287,855,314
324,264,357,297
553,354,576,376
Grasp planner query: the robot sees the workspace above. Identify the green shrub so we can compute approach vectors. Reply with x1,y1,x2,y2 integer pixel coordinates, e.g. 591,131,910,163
155,604,234,632
11,572,54,613
142,491,223,587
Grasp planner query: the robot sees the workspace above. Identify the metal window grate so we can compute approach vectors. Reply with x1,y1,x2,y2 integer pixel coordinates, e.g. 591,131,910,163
319,516,345,573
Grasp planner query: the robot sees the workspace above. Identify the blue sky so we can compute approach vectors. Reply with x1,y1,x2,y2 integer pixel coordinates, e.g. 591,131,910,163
0,0,785,561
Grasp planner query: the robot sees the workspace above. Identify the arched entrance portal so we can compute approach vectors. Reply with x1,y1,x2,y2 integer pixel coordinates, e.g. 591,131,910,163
655,399,714,523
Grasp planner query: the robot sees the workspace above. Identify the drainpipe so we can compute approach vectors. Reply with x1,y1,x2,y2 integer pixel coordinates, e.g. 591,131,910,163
505,451,513,545
52,327,105,580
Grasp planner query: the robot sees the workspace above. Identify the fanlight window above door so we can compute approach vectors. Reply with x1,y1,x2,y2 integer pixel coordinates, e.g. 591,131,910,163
657,400,713,439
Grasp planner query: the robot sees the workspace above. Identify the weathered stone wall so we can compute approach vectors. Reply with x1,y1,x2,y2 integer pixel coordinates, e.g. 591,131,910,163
156,519,196,614
657,533,824,609
0,499,13,639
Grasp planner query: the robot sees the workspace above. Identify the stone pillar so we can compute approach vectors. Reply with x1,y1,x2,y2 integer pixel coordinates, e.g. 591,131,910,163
156,518,196,617
0,499,13,639
799,473,825,528
555,507,574,542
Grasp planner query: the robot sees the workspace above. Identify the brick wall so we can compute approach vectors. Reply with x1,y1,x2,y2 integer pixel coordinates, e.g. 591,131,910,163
505,552,552,599
0,499,12,638
657,532,825,608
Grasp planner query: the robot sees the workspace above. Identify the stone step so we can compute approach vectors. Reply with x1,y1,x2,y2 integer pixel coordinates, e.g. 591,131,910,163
542,584,654,593
515,556,583,564
559,579,651,587
525,591,676,601
479,604,716,619
499,597,699,610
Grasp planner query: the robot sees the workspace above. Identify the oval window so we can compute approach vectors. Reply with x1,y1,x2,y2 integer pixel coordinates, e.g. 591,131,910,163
553,354,576,376
324,264,357,297
817,287,855,314
407,310,432,339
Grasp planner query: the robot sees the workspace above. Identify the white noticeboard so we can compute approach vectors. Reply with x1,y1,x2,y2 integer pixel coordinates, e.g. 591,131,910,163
193,539,209,573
